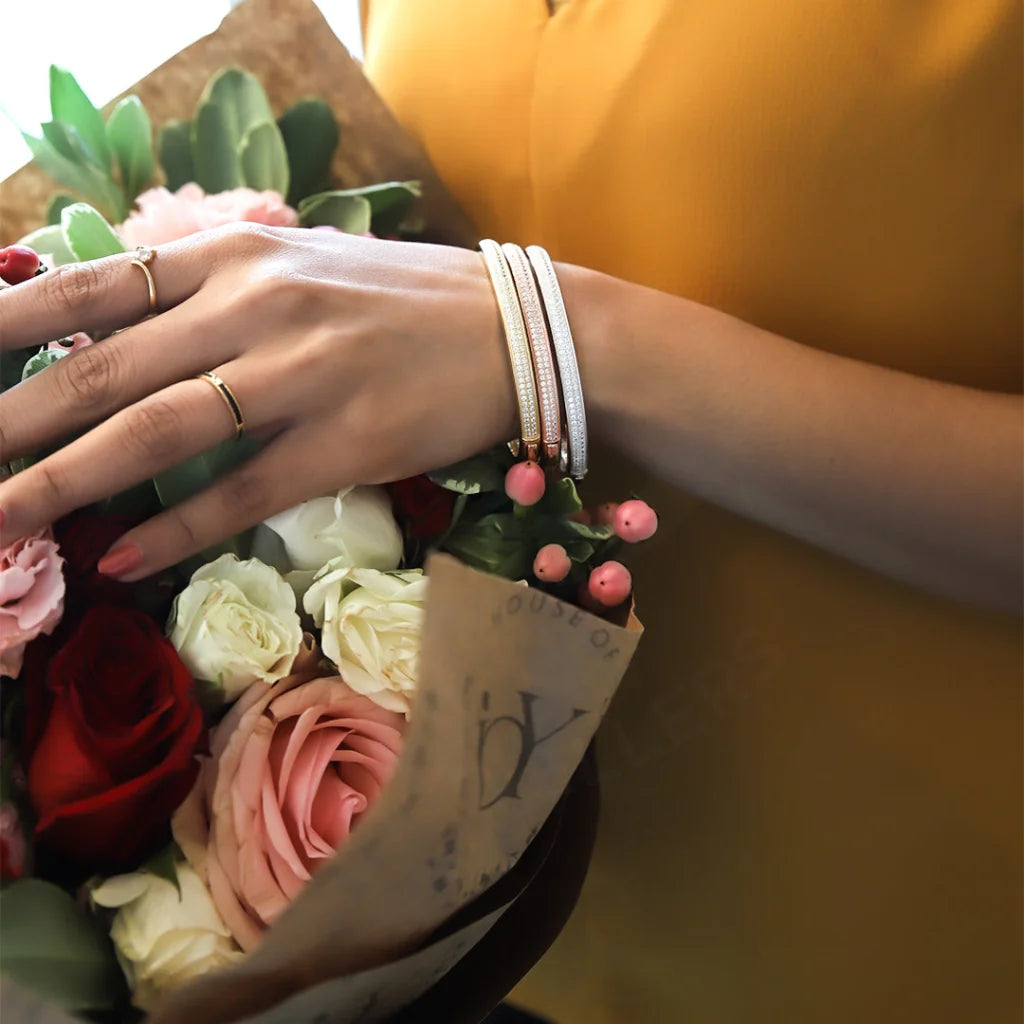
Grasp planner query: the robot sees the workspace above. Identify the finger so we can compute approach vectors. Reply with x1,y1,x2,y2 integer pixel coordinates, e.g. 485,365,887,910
0,373,261,542
0,290,239,462
94,429,335,581
0,236,207,351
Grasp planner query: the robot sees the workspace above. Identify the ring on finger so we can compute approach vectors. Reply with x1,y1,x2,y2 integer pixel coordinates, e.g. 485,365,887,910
195,371,246,441
128,246,158,316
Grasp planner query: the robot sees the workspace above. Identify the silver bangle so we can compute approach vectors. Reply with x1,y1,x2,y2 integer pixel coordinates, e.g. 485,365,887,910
479,239,540,460
525,245,588,478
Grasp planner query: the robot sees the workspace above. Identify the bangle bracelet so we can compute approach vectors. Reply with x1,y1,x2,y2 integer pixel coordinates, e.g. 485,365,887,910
525,245,588,478
479,239,540,461
501,242,563,463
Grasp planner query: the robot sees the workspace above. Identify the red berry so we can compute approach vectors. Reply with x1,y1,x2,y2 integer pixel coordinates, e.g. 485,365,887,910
505,461,546,506
0,245,40,285
593,501,619,526
614,499,659,543
533,543,571,582
587,561,632,607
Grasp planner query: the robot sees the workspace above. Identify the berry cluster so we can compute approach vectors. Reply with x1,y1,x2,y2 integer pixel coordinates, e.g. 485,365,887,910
506,462,658,610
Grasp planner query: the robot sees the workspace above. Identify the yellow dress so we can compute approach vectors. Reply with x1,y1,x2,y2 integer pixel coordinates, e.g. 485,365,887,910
361,2,1023,1021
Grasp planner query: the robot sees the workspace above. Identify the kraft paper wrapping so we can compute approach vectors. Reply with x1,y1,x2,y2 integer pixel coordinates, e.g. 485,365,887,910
0,0,477,246
149,555,642,1024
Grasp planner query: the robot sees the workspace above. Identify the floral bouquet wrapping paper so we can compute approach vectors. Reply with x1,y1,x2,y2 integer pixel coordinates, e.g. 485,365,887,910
0,2,651,1022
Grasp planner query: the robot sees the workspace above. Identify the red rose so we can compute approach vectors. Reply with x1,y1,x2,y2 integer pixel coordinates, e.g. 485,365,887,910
387,475,456,539
54,510,140,610
25,606,204,871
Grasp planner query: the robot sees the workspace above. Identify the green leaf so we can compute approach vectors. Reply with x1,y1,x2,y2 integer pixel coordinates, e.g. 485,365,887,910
158,119,195,191
277,98,339,205
428,451,510,495
299,182,421,236
143,843,182,896
154,438,261,562
1,349,36,393
61,203,125,262
46,193,77,225
106,96,155,202
41,120,97,167
21,348,67,383
0,879,124,1012
297,191,372,233
192,101,243,193
192,67,276,194
204,66,276,134
17,224,75,267
531,476,584,518
547,516,615,544
443,512,531,580
49,66,110,171
361,180,422,235
99,478,161,518
22,131,124,221
238,120,289,195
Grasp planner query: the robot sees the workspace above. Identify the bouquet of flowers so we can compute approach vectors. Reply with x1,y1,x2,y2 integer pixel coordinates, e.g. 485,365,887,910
0,9,652,1023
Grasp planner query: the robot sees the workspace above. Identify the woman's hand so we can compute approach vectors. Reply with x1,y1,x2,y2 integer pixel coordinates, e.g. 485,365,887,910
0,225,517,579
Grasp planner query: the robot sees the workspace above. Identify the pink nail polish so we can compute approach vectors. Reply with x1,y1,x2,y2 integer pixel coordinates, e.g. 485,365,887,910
98,543,143,578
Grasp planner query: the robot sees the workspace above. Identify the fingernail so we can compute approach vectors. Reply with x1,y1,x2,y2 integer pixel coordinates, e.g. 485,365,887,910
98,543,143,578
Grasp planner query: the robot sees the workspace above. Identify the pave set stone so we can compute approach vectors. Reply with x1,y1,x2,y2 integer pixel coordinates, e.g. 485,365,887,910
502,243,561,450
526,245,588,478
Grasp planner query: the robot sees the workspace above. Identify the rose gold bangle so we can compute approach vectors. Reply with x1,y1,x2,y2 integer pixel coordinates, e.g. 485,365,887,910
478,239,540,460
501,243,563,464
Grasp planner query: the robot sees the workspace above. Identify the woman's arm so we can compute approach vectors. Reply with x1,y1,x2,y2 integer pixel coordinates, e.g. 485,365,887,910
561,263,1023,611
0,228,1018,611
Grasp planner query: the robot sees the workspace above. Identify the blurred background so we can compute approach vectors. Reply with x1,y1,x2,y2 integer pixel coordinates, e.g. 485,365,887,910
0,0,364,180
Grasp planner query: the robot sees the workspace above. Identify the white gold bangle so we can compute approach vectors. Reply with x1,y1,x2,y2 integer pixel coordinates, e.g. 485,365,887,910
479,239,540,460
525,245,588,478
501,242,562,463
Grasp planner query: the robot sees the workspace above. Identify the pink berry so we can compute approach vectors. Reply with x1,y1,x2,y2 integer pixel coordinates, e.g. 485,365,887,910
588,561,632,607
505,461,546,506
577,581,603,613
614,499,659,543
0,245,40,285
533,543,571,582
311,224,343,232
594,501,619,526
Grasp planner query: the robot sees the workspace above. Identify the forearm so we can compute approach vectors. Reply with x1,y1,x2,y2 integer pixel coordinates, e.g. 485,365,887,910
559,264,1023,612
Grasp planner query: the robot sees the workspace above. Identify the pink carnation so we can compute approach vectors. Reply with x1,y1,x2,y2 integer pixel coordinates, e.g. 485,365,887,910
118,184,299,248
0,528,65,678
173,641,405,950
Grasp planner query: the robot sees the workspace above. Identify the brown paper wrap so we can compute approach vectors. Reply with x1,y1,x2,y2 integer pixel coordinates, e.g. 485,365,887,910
150,556,642,1024
0,0,477,247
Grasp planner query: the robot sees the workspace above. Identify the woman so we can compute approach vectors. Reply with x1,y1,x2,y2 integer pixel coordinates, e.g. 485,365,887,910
0,1,1020,1020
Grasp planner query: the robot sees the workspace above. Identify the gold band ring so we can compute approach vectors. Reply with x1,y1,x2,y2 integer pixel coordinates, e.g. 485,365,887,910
196,371,246,441
129,246,158,315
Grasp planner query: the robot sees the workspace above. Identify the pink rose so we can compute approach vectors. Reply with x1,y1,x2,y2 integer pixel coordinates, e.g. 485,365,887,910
0,528,65,678
173,642,405,950
118,184,299,248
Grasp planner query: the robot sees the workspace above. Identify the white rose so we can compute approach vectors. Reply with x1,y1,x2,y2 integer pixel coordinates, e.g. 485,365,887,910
304,565,427,714
261,486,403,600
92,862,244,1012
167,554,302,703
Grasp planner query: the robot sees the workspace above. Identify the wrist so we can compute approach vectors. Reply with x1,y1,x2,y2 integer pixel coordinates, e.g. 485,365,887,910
551,260,630,445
